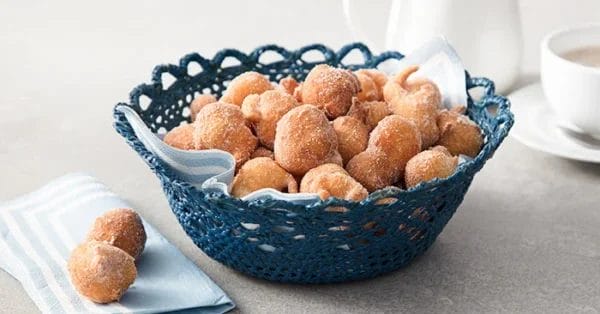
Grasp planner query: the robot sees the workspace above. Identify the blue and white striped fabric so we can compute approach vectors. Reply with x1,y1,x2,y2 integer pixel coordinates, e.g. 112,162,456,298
116,105,237,189
116,105,321,204
0,173,235,314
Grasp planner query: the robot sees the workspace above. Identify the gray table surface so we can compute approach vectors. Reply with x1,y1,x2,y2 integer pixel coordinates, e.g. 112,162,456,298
2,76,600,313
2,1,600,313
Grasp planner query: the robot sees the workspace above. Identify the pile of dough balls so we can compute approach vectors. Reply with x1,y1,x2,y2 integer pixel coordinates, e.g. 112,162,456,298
163,65,484,201
68,208,147,303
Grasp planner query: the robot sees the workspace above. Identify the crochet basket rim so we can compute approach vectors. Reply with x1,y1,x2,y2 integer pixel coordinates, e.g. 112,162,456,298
112,42,514,214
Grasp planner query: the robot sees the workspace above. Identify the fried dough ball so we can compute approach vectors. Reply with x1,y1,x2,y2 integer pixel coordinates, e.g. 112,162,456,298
274,104,342,176
393,100,440,149
368,115,422,166
346,150,395,192
436,108,484,157
383,65,442,148
357,69,387,97
190,94,217,121
163,124,196,150
332,116,369,164
384,65,442,109
347,98,392,131
300,164,368,201
231,157,298,197
347,115,421,191
250,146,274,159
68,241,136,304
220,71,273,106
193,102,258,166
241,90,299,149
278,76,299,96
300,65,360,118
87,208,147,260
354,70,381,102
292,83,303,103
405,146,458,188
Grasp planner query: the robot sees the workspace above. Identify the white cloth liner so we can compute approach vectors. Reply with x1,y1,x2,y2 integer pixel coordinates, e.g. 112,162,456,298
116,37,467,203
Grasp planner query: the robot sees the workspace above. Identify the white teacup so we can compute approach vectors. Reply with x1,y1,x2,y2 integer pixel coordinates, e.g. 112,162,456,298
541,24,600,138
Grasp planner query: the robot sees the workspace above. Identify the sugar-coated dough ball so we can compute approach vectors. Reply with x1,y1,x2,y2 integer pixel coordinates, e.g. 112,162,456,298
220,71,274,106
231,157,298,197
332,116,369,164
300,65,360,118
190,94,217,121
163,124,196,150
357,69,387,97
278,76,300,96
347,98,391,131
193,102,258,166
274,104,342,176
354,70,381,102
300,163,368,201
405,146,458,188
397,106,440,148
392,100,439,149
436,108,484,157
368,115,422,168
68,241,136,304
383,65,441,148
346,115,421,192
292,82,303,103
250,146,274,159
301,163,342,181
86,208,147,260
241,90,299,149
346,150,395,192
383,65,441,110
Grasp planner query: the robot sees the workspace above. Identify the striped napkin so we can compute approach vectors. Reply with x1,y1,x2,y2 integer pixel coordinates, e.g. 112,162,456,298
0,173,235,314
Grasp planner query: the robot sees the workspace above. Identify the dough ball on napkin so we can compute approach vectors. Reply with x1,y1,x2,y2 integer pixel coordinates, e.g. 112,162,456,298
68,240,137,304
87,208,147,260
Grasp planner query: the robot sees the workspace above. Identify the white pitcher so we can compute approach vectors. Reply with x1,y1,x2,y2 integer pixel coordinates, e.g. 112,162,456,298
342,0,523,93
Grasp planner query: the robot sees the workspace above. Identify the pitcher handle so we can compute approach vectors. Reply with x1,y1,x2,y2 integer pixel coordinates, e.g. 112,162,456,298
342,0,392,52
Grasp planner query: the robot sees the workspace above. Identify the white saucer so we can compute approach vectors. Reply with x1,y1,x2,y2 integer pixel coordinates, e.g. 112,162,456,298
508,82,600,163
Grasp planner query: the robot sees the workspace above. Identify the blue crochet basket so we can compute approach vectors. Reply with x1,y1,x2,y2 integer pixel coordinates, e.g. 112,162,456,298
113,43,513,284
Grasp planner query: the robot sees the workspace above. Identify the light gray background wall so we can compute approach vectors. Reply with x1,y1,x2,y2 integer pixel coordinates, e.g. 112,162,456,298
1,0,599,107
